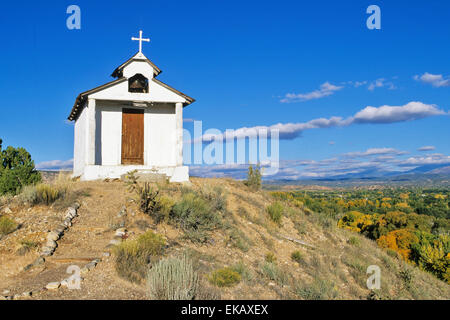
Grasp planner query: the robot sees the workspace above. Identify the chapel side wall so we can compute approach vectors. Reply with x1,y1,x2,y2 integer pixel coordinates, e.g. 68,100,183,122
146,104,177,167
98,103,122,166
73,105,87,176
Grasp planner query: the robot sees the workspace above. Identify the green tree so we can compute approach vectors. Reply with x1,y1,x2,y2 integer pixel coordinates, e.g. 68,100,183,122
0,138,41,195
244,164,262,190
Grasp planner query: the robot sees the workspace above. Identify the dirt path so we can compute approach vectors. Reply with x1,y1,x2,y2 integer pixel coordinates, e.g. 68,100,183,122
1,181,147,300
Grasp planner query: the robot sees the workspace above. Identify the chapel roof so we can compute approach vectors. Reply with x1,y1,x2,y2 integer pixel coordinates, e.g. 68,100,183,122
111,52,162,78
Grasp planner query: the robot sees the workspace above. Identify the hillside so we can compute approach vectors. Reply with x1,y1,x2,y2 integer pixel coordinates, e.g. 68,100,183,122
0,176,449,300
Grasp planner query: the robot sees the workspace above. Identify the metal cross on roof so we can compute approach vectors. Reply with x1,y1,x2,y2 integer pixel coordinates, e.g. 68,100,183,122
131,30,150,53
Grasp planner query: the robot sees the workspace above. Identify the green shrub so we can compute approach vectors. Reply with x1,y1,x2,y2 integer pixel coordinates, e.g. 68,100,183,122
291,251,304,264
0,216,17,236
114,231,166,283
244,165,262,191
265,252,277,263
266,202,284,224
146,254,199,300
0,139,41,195
260,262,289,286
209,267,241,287
171,192,222,243
296,278,338,300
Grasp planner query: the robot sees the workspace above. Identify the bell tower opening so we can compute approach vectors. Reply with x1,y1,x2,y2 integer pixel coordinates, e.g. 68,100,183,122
128,73,149,93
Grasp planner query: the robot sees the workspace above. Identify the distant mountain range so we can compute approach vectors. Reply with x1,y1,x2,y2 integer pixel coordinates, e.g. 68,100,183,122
265,164,450,187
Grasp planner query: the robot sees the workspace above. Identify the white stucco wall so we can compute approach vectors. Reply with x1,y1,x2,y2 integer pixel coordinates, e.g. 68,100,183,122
93,102,177,167
73,103,87,176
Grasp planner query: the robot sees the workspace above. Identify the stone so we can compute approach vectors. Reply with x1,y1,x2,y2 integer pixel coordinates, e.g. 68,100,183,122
21,291,32,297
46,240,57,248
46,282,60,290
47,231,60,242
3,207,12,214
115,230,126,237
63,218,72,226
85,261,97,270
109,239,121,246
2,290,10,295
72,203,80,210
33,256,45,266
0,296,7,300
60,279,69,287
102,252,111,257
66,207,77,218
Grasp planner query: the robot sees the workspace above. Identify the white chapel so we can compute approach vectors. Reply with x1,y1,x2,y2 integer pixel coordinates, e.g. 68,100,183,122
68,31,194,182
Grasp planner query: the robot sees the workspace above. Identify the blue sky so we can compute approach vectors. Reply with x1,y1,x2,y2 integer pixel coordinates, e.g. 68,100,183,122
0,0,449,179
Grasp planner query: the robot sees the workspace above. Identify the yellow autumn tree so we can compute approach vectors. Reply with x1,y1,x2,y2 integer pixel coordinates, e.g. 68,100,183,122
377,229,419,261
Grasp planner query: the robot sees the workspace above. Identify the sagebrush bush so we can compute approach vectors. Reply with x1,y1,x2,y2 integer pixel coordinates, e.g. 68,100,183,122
146,254,199,300
296,278,338,300
260,262,289,286
209,267,241,287
114,231,166,283
266,202,284,224
265,252,277,263
291,251,304,264
0,216,18,236
171,192,222,243
17,239,38,255
231,261,254,282
348,236,361,247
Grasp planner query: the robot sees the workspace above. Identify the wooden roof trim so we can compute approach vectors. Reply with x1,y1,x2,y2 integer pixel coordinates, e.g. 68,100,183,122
111,52,162,78
151,78,195,106
67,77,127,121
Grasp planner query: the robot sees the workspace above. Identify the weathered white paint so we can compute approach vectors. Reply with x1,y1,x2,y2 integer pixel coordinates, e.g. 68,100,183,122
73,103,87,176
175,102,183,166
72,52,191,182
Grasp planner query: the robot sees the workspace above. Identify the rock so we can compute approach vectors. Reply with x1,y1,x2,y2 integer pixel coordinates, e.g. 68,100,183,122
0,296,7,300
268,282,276,286
63,219,72,227
2,290,10,295
23,263,33,271
60,279,69,287
46,240,57,248
85,261,97,270
66,207,77,218
33,256,45,266
102,252,111,257
47,231,60,242
3,207,12,214
21,291,32,297
72,203,80,210
46,282,60,290
109,239,121,246
115,230,126,237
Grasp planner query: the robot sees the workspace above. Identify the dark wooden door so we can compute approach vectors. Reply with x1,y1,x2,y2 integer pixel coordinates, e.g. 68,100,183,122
121,108,144,165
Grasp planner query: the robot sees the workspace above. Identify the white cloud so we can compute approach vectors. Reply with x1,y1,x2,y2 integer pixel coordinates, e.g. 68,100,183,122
280,82,343,103
196,102,446,142
36,159,73,171
368,78,396,91
414,72,450,87
352,101,446,124
417,145,436,152
343,148,407,158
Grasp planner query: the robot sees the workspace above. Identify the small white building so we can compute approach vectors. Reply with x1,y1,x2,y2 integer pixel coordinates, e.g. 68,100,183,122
67,31,194,182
